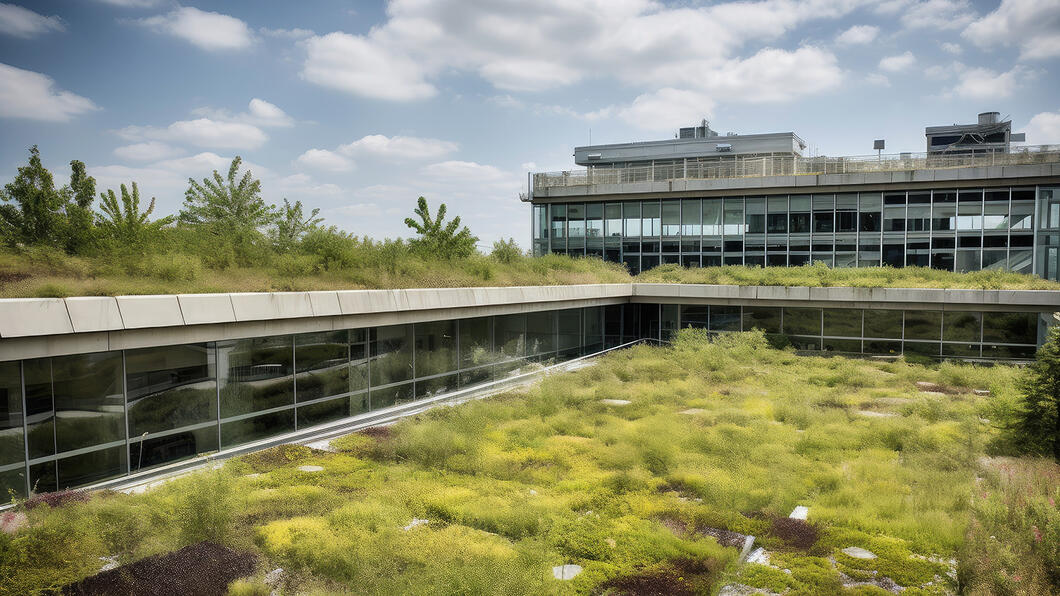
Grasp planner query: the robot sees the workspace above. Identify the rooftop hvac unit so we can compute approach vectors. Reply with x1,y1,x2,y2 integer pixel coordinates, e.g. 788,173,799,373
716,144,732,152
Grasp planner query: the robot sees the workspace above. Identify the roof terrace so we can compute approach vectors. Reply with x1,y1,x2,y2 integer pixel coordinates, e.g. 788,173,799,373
526,144,1060,199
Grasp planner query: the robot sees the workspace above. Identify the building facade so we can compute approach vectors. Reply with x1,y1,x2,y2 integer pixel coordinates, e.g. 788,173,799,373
528,119,1060,279
1,285,1056,498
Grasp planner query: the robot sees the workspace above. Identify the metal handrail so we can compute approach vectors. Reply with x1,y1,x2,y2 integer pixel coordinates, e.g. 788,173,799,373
531,145,1060,190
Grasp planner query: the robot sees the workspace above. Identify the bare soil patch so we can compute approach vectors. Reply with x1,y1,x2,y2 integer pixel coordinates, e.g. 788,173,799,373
62,541,257,596
769,517,818,550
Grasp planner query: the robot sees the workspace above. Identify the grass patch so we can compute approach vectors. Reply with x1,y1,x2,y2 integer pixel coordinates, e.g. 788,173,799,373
0,331,1052,595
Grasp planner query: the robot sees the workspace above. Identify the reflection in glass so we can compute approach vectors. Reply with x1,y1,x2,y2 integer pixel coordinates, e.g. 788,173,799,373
126,344,216,435
52,352,125,454
295,331,349,402
218,337,293,418
370,325,414,387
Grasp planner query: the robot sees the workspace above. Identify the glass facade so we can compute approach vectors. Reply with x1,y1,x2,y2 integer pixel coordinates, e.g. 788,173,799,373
661,305,1041,361
1,305,635,498
532,186,1058,281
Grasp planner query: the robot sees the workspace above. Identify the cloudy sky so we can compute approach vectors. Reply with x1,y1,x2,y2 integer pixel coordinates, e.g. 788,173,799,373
1,0,1059,248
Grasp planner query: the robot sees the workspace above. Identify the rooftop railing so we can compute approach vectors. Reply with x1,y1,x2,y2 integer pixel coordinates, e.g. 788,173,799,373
529,145,1060,195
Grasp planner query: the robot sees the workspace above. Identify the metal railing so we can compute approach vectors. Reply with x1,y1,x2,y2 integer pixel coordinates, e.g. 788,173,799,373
530,145,1060,193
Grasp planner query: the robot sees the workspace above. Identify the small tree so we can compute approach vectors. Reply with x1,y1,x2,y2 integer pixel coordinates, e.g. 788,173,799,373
490,237,523,263
1013,325,1060,461
61,160,97,254
0,146,66,247
270,198,322,253
404,196,477,259
180,156,275,264
97,182,174,250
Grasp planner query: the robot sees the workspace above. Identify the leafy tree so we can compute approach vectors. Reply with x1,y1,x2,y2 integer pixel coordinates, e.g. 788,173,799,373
97,182,174,249
1012,325,1060,461
0,146,66,247
404,196,478,259
61,160,97,254
179,156,275,264
490,237,523,263
271,198,323,253
180,156,275,232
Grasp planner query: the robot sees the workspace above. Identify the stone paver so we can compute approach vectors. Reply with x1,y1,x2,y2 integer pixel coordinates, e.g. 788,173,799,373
680,408,706,415
552,564,582,580
297,465,324,473
403,518,429,531
789,506,809,520
600,399,632,406
857,410,896,418
841,546,877,559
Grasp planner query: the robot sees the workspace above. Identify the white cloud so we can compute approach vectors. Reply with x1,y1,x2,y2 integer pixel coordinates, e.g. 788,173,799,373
940,42,962,54
835,25,878,45
339,135,458,160
883,0,976,30
301,32,436,101
952,66,1028,100
0,3,63,38
421,160,506,181
866,73,891,86
140,7,254,51
260,27,314,39
113,141,183,161
294,149,355,172
611,88,715,131
300,0,864,109
119,118,268,150
1021,109,1060,144
0,63,98,122
275,173,343,197
879,51,915,72
192,98,294,128
330,203,384,218
963,0,1060,60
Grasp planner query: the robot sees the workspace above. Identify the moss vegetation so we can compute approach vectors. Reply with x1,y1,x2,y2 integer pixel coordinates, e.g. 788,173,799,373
1,331,1055,595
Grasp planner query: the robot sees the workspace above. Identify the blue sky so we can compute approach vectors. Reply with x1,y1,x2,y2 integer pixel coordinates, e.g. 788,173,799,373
1,0,1059,248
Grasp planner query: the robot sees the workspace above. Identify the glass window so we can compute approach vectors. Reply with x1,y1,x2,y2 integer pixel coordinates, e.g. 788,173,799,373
864,310,903,338
297,396,351,428
370,382,413,410
52,352,125,454
57,445,125,489
494,314,525,359
745,198,765,234
823,309,862,337
567,204,586,240
370,325,414,387
680,305,708,329
218,337,294,418
743,307,781,334
550,204,566,241
766,196,788,234
605,204,623,238
350,329,368,393
642,201,661,237
24,358,53,460
710,306,741,332
662,200,681,237
812,194,834,233
414,320,457,379
295,331,350,402
983,312,1037,344
904,311,942,341
459,317,494,369
557,309,582,357
585,203,603,243
783,308,821,336
221,409,294,448
0,361,24,471
681,199,701,236
904,342,941,358
583,307,603,353
127,344,216,436
789,195,810,233
703,199,722,236
943,312,981,343
131,426,218,473
1011,200,1033,230
526,311,556,357
723,198,744,235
